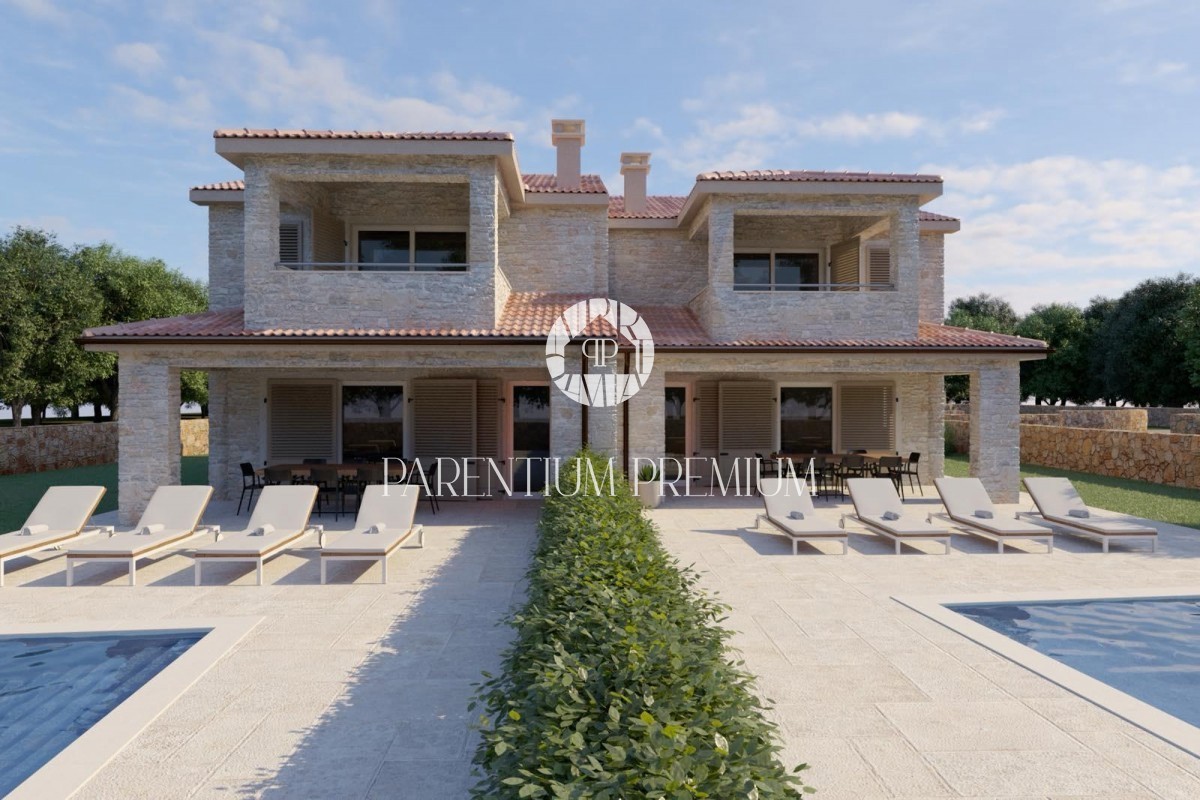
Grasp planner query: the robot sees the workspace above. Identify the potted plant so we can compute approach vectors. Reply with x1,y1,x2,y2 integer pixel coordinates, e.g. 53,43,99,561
635,464,662,509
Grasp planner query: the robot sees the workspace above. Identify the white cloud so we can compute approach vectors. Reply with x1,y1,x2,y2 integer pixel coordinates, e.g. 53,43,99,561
112,42,165,77
1118,58,1194,90
925,157,1200,311
796,111,927,140
2,214,115,245
6,0,67,24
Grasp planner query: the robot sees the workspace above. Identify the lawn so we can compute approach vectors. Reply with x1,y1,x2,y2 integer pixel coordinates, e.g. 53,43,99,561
944,454,1200,530
0,457,209,533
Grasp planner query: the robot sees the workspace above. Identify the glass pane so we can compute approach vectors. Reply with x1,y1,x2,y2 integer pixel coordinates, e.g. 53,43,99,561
414,231,467,270
779,387,833,454
733,253,771,290
775,253,821,291
358,231,410,266
664,387,687,478
512,385,551,492
342,385,404,461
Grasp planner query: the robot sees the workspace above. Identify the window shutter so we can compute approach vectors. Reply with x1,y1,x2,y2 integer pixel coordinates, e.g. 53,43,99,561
268,383,336,462
718,381,775,452
867,246,891,290
475,379,500,459
697,380,718,452
830,238,859,290
839,384,895,452
412,379,477,459
279,222,303,263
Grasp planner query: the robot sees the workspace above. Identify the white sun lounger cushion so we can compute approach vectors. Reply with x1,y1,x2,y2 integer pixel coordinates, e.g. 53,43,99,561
193,486,318,557
323,486,421,555
66,486,214,557
1023,477,1157,536
758,478,843,538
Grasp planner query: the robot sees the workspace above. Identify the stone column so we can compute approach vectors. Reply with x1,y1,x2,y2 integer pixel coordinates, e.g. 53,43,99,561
118,358,181,525
926,374,945,483
206,369,228,499
626,368,665,475
550,387,582,460
587,361,620,458
969,362,1020,503
241,164,280,329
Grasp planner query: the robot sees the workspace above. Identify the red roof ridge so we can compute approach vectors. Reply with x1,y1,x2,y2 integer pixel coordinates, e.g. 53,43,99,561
520,173,608,194
696,169,942,184
214,129,513,141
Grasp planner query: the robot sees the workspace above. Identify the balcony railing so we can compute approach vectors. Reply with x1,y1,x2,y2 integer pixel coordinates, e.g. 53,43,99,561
732,282,895,292
275,262,469,273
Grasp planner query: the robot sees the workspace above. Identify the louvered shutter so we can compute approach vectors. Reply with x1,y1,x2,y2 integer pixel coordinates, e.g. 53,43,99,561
866,246,891,290
718,381,775,452
839,384,895,451
413,379,477,496
830,238,859,290
279,222,303,264
696,380,718,453
268,382,336,462
475,379,501,496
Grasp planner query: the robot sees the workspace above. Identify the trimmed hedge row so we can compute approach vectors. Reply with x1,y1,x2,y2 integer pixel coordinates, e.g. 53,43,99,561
471,451,811,798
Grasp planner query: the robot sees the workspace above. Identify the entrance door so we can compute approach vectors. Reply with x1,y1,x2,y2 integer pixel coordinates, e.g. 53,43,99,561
510,384,551,493
664,385,689,480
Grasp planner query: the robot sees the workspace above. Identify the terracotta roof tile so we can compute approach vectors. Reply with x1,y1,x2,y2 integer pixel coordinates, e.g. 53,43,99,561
521,174,608,194
608,195,687,219
214,129,513,141
918,210,958,223
191,180,245,191
696,169,942,184
82,300,1044,352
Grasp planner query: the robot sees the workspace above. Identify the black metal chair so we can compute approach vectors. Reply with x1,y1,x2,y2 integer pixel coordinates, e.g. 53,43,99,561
237,462,267,515
876,455,907,499
901,452,923,495
407,459,440,514
836,454,870,487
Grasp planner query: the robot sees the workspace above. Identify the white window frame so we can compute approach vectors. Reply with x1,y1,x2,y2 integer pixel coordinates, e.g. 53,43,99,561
350,224,469,271
775,382,836,453
664,382,694,468
338,380,410,461
503,380,552,494
733,247,827,292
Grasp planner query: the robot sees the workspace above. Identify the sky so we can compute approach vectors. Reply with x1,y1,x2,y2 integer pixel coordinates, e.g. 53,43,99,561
2,0,1199,313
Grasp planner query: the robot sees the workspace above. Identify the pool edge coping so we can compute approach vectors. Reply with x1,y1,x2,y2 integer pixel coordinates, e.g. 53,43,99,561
2,616,263,800
893,587,1200,760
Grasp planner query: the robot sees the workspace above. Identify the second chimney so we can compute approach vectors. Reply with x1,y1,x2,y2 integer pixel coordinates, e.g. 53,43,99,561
551,119,585,190
620,152,651,214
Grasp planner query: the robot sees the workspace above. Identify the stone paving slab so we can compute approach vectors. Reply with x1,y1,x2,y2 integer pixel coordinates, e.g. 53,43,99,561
1,498,538,799
651,492,1200,800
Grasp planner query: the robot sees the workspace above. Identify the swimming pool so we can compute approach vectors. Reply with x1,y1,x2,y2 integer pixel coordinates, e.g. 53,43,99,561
950,597,1200,729
0,630,204,797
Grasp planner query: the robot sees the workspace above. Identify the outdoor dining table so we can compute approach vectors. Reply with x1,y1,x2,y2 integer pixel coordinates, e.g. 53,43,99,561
261,461,411,485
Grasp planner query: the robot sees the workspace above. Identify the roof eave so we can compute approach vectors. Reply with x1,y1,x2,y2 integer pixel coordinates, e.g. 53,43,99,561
677,179,944,227
189,188,245,205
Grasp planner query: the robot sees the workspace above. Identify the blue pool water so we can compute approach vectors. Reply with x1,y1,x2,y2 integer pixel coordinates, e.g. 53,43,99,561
0,630,203,796
951,597,1200,729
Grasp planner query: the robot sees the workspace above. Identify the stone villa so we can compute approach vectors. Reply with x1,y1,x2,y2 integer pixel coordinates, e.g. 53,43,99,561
82,120,1047,522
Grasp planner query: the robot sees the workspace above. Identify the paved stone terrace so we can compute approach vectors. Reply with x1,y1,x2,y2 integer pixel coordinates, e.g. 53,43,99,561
1,498,539,799
651,493,1200,800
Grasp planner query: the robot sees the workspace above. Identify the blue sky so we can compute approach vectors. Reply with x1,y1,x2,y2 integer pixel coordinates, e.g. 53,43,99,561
2,0,1198,312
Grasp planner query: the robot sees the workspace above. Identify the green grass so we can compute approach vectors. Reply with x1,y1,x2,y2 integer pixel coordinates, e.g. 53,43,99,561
944,454,1200,530
0,457,208,533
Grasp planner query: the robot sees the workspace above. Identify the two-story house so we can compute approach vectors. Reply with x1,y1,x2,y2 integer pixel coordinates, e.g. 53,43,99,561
82,120,1047,523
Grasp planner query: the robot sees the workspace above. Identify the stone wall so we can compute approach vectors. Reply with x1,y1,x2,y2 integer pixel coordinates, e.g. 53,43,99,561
1020,424,1200,489
0,418,208,475
607,228,707,306
1018,405,1192,429
1171,413,1200,435
208,204,244,310
498,205,609,295
918,233,945,323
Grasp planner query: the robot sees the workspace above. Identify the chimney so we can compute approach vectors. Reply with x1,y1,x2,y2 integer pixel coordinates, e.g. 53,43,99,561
551,119,585,190
620,152,651,214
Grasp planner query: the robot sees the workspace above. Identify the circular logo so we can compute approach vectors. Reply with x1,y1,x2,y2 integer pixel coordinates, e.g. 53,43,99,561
545,298,655,407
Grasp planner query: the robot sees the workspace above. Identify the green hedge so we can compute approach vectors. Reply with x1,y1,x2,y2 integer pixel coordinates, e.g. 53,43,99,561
471,450,811,799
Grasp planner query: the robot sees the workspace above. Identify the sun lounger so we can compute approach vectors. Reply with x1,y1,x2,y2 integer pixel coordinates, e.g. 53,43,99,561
65,485,215,586
1022,477,1157,553
932,477,1053,553
844,478,952,554
320,485,424,583
191,485,322,585
755,477,847,554
0,486,107,587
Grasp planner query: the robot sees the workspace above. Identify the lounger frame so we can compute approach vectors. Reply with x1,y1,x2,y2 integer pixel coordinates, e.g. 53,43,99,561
840,512,952,555
1015,511,1157,554
65,525,221,586
928,512,1054,554
755,514,848,554
320,524,424,584
192,525,324,586
0,527,107,587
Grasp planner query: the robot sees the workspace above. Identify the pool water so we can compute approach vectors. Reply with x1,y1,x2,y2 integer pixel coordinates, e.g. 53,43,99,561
951,597,1200,729
0,630,204,796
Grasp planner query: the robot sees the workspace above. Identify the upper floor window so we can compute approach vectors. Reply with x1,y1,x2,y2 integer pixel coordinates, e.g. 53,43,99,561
356,227,467,272
734,251,821,291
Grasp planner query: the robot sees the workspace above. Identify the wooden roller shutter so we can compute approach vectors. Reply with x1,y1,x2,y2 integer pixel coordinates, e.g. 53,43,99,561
839,384,895,451
696,380,719,453
268,382,336,462
718,381,775,452
278,222,303,264
830,238,859,290
412,379,477,459
866,245,891,290
475,379,500,459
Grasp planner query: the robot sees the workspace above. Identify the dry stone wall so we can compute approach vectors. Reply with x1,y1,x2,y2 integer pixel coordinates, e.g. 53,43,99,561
0,418,209,475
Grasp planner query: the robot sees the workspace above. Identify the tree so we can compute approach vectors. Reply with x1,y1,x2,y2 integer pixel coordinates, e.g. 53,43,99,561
944,293,1021,402
1181,283,1200,394
1016,303,1090,404
1090,274,1200,407
1081,297,1119,405
0,228,108,425
76,243,208,419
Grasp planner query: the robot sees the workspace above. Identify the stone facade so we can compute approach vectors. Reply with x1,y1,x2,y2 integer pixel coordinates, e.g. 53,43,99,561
117,357,180,524
918,233,945,323
607,228,707,306
969,363,1021,502
498,205,608,295
180,417,209,456
208,205,244,310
